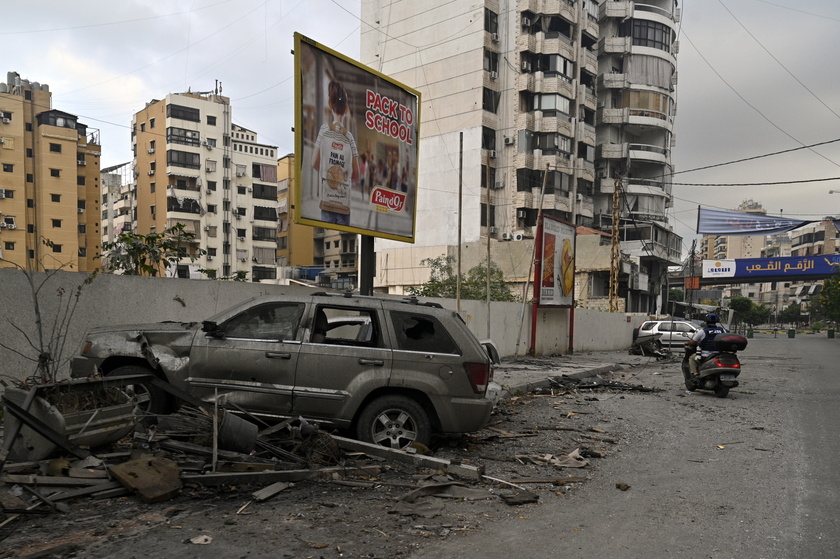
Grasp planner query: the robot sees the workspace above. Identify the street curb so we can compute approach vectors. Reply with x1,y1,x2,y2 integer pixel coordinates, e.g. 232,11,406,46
496,363,626,400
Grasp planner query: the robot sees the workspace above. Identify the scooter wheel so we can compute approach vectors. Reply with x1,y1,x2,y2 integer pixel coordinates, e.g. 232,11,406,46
713,385,729,398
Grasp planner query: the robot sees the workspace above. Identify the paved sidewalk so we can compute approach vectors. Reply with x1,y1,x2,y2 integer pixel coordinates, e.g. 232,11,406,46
492,349,661,398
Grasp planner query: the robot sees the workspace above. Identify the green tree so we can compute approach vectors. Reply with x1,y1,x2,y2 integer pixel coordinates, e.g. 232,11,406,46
99,223,205,276
728,297,753,329
408,255,518,302
744,304,771,327
669,288,684,302
778,302,802,325
815,270,840,325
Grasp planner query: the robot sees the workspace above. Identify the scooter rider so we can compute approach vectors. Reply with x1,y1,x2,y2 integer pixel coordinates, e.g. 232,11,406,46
686,313,726,376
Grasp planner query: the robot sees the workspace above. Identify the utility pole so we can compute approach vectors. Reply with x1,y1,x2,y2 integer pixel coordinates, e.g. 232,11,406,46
609,176,622,312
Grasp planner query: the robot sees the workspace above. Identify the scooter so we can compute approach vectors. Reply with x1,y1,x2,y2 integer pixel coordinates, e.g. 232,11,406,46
681,334,747,398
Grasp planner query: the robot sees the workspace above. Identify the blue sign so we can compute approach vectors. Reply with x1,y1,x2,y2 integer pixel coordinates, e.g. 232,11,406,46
703,255,840,280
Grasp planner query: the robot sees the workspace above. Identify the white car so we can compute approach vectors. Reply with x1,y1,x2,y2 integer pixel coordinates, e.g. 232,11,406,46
636,319,699,348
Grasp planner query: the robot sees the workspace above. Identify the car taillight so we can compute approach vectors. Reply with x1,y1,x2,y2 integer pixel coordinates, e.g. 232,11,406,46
464,362,492,394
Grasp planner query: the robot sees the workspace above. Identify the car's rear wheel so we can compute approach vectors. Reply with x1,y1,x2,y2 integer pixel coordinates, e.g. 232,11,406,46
356,395,431,449
106,364,174,416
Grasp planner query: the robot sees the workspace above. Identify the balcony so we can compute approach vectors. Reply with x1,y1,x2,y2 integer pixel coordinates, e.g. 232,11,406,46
629,143,670,165
598,36,632,56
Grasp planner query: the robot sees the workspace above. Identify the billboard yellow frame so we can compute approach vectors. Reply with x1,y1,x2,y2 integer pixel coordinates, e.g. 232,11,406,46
294,32,421,243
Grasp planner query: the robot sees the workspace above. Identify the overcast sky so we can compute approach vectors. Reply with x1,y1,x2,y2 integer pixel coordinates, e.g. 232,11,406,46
5,0,840,255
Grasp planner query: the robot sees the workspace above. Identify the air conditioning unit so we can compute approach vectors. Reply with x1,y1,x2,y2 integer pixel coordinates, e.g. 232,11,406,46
247,187,252,192
206,255,213,261
504,136,514,146
489,70,498,80
238,236,245,241
236,171,246,177
522,16,531,27
148,170,155,176
0,189,5,199
513,232,524,241
204,141,212,150
493,181,505,190
7,223,16,230
0,138,4,144
489,226,497,234
491,32,499,42
147,148,155,154
205,166,214,172
240,258,247,262
235,214,242,220
0,223,6,229
501,232,512,241
1,118,9,124
521,61,531,72
576,193,583,202
516,209,527,218
488,150,496,159
77,208,84,213
206,188,213,194
252,257,259,262
203,226,210,231
78,160,86,166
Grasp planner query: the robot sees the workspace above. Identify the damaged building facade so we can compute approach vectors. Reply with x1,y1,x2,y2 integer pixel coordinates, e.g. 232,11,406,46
360,0,682,313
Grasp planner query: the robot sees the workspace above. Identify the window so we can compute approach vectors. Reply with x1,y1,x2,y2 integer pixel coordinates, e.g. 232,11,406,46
253,183,278,200
50,169,61,178
0,189,12,198
26,174,33,183
77,176,86,186
27,199,34,208
2,163,12,173
480,203,496,227
52,244,62,253
166,104,200,122
277,236,288,249
150,182,156,193
149,140,156,152
50,143,62,153
51,194,61,202
237,185,247,195
225,303,304,341
26,149,33,157
621,19,673,53
480,165,496,189
237,228,247,237
253,206,278,221
390,311,458,354
538,53,574,81
206,160,217,173
79,248,87,257
78,224,86,233
206,137,217,148
311,307,378,346
484,8,498,34
167,149,200,169
482,88,501,113
207,204,217,213
207,115,217,126
483,50,499,73
4,242,14,250
481,126,496,151
167,127,201,146
208,181,217,191
52,219,62,228
253,226,277,241
149,118,156,129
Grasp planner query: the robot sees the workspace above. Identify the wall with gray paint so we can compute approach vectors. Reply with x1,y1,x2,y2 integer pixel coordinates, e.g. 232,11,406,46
0,269,637,388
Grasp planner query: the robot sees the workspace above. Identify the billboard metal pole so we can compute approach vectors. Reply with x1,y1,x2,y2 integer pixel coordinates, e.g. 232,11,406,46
360,236,374,295
457,132,463,312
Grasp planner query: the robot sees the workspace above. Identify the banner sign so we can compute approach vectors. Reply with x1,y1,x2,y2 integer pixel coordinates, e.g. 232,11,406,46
538,216,576,307
294,33,420,242
697,207,810,236
702,256,840,280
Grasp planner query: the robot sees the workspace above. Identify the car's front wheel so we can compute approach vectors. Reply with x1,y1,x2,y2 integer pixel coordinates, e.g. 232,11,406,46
106,364,174,416
355,395,431,449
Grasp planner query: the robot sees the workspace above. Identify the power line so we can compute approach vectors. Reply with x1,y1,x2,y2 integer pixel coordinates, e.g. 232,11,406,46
674,176,840,187
675,137,840,175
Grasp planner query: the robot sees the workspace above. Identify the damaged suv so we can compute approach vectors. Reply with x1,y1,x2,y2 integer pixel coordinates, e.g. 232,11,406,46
70,293,500,448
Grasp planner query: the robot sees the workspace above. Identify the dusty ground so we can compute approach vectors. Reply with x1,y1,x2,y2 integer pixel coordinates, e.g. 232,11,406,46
0,361,658,559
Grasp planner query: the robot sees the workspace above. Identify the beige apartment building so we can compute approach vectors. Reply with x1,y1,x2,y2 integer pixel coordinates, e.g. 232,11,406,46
0,72,102,272
360,0,682,312
117,90,281,280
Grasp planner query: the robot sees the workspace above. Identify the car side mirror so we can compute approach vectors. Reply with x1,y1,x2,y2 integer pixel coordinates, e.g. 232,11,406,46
202,320,225,338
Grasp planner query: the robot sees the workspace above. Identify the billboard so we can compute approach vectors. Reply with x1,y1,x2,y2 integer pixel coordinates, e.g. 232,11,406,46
538,216,576,307
702,256,840,280
294,33,420,242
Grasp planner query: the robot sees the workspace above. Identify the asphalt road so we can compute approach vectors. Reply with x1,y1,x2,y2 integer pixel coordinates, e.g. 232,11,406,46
409,334,840,559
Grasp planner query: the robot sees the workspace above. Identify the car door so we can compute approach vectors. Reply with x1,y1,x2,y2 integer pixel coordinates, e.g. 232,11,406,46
673,322,697,343
293,302,391,423
186,302,305,415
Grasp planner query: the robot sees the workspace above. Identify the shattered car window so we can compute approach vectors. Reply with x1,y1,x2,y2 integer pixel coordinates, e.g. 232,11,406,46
390,311,459,354
311,307,378,346
224,303,304,341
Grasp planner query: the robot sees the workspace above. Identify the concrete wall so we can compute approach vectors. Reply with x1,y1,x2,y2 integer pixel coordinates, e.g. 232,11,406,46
0,269,639,388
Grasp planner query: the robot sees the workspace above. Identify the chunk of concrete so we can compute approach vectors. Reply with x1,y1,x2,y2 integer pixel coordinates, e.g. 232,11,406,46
108,457,182,504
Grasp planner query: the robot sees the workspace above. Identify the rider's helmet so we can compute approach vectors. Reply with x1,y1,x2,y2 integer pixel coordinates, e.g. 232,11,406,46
705,313,718,325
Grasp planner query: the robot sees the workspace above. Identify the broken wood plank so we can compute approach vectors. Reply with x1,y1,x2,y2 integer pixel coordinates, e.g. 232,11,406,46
159,439,273,464
108,457,182,504
330,435,485,481
507,476,588,484
0,474,105,487
182,465,382,486
47,481,123,501
251,481,291,501
216,461,276,473
67,468,109,479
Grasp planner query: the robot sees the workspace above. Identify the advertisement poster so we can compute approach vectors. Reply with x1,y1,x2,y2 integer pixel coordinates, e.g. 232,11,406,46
703,256,840,280
294,33,420,242
539,216,576,307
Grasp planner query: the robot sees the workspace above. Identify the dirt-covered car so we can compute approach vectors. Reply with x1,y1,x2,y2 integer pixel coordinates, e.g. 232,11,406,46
70,293,500,448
